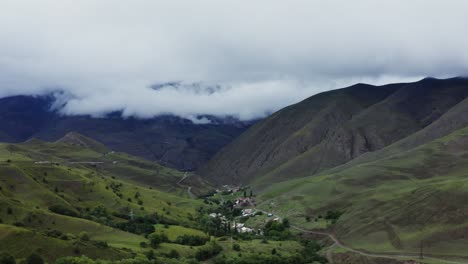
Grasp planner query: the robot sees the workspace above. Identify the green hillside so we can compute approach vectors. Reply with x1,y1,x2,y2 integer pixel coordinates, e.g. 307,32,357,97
0,134,207,261
257,124,468,261
0,134,313,264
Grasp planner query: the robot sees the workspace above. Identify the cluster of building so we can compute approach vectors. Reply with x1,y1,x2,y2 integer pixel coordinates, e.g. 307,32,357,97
233,222,254,233
215,185,241,194
234,197,255,207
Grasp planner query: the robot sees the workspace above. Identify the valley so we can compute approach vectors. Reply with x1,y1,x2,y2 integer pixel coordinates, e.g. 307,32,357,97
2,78,468,264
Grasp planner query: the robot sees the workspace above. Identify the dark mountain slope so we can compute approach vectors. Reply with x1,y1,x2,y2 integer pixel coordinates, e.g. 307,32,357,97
331,92,468,173
0,95,253,170
200,77,468,185
0,95,55,141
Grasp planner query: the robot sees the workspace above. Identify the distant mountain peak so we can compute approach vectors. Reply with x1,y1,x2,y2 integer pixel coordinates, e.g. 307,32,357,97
56,132,108,153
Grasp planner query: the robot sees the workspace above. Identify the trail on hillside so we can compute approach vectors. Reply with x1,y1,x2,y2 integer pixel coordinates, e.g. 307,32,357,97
177,172,196,199
249,201,467,264
291,226,468,264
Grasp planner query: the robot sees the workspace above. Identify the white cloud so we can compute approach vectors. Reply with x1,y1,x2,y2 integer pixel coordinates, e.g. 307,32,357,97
0,0,467,120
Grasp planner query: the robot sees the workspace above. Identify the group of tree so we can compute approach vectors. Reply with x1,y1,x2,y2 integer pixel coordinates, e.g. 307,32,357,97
213,252,304,264
149,233,169,248
324,210,343,224
263,219,291,240
194,241,223,261
174,234,208,246
0,253,44,264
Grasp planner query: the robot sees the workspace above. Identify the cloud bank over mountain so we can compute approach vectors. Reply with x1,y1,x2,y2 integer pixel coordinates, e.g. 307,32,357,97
1,1,467,120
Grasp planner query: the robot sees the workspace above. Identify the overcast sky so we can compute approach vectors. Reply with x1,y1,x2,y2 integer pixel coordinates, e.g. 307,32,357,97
1,1,468,122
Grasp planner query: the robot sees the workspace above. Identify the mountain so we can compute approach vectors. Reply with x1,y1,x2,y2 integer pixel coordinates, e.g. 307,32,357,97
200,77,468,186
197,76,468,261
0,95,254,171
257,121,468,260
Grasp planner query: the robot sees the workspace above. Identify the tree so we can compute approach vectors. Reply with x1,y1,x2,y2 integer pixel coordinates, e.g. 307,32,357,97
167,249,180,259
26,254,44,264
145,250,155,260
271,248,277,255
249,190,253,197
0,253,16,264
79,232,90,241
150,233,168,248
243,191,247,198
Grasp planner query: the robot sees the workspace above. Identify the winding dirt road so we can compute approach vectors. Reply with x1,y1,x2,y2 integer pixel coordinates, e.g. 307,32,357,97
177,172,196,199
291,226,468,264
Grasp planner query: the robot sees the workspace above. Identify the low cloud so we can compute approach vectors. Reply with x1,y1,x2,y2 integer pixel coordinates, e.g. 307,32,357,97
0,1,467,121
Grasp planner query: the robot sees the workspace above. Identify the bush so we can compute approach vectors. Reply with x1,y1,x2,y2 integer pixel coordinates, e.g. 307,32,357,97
113,214,159,235
79,232,90,241
195,241,223,261
139,241,148,248
26,254,44,264
0,253,16,264
263,220,290,240
167,249,180,259
325,210,342,221
232,243,241,251
149,233,168,248
49,204,78,217
45,229,63,238
174,235,208,246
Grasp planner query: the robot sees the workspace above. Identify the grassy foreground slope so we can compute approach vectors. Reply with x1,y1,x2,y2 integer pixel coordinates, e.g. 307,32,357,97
0,134,208,261
0,134,310,264
258,124,468,259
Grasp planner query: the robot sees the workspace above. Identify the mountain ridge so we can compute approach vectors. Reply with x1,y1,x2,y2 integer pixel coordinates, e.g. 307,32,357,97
200,77,468,186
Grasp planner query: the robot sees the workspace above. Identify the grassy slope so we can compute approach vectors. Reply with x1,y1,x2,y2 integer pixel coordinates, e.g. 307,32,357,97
258,125,468,258
0,137,207,261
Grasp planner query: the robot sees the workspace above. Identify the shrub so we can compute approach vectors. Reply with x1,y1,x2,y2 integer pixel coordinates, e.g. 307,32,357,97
45,229,63,238
195,241,222,261
26,254,43,264
139,242,148,248
167,249,179,259
174,235,208,246
149,233,168,248
0,253,16,264
79,232,90,241
48,204,78,217
232,243,241,251
325,210,343,222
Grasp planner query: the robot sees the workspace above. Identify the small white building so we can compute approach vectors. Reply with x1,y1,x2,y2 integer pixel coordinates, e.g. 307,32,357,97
240,227,253,233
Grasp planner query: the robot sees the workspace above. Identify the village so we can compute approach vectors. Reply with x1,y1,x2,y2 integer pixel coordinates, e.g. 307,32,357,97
206,185,280,235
